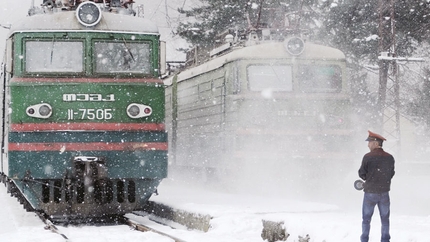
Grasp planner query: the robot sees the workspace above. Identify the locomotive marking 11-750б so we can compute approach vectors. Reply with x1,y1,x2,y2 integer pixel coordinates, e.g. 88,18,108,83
0,0,167,220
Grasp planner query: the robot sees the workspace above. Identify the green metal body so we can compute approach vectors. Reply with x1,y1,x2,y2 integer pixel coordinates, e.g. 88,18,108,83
10,82,165,124
165,41,352,191
1,10,167,218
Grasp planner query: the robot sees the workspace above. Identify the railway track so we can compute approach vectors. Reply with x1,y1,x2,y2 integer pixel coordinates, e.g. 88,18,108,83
35,211,188,242
125,216,187,242
4,178,189,242
36,211,188,242
36,212,70,242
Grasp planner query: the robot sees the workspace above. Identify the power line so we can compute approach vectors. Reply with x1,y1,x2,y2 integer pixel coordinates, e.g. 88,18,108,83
149,0,163,20
165,0,172,30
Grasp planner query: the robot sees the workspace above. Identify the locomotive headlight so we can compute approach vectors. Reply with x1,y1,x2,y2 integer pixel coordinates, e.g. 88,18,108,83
76,1,102,27
284,37,305,56
127,103,152,119
26,103,52,119
320,114,344,127
39,105,51,116
27,108,35,115
128,105,140,117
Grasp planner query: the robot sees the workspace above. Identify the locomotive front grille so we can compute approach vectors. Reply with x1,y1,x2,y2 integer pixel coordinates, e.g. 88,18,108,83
40,156,138,205
41,179,136,205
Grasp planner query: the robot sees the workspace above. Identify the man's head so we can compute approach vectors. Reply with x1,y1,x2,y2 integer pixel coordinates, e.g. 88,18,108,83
365,130,386,150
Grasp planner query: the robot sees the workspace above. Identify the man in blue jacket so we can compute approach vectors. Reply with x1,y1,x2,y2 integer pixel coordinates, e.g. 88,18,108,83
358,130,395,242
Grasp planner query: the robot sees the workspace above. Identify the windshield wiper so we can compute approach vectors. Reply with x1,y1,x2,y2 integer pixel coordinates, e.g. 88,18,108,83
50,37,55,64
122,37,135,62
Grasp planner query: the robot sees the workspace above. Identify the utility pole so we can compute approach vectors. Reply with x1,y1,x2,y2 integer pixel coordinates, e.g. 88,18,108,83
377,0,395,132
378,0,424,155
377,0,399,152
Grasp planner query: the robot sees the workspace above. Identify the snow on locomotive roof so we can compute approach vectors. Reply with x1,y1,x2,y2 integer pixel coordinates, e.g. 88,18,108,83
8,11,159,37
164,42,345,86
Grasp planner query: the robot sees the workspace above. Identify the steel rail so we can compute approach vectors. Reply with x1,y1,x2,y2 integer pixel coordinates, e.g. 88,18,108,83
125,217,187,242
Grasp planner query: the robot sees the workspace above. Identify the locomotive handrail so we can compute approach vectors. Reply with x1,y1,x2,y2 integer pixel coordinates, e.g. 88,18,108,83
22,177,63,189
0,62,6,169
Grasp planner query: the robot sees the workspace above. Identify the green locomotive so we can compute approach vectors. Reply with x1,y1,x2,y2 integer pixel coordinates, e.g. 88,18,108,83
165,34,352,193
0,1,167,219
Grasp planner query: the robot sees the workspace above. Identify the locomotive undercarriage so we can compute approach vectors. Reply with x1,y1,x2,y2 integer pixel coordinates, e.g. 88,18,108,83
36,178,142,218
5,156,157,219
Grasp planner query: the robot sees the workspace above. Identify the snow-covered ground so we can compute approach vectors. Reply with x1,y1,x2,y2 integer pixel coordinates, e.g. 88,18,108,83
1,174,430,242
150,177,430,242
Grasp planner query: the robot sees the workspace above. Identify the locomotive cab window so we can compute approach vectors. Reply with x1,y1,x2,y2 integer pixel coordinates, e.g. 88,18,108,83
25,41,84,73
298,65,342,93
94,41,151,74
247,65,293,92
